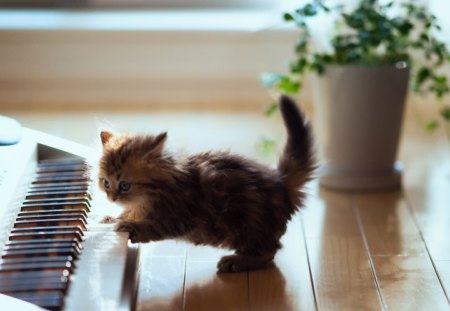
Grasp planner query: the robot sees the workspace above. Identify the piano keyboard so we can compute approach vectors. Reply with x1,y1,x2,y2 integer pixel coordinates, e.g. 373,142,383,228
0,158,91,310
0,127,139,311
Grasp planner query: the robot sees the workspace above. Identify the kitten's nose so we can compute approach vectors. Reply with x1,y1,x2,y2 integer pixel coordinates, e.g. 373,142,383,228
111,194,118,202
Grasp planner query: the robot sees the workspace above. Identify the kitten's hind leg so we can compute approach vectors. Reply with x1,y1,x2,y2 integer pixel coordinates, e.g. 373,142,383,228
217,253,275,273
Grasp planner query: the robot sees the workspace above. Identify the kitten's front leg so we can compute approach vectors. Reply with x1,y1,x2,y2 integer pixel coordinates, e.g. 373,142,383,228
115,221,142,243
115,219,188,244
115,220,161,243
100,209,131,224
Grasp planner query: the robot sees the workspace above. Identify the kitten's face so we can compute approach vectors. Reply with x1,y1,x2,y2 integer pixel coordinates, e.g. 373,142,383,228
98,130,168,206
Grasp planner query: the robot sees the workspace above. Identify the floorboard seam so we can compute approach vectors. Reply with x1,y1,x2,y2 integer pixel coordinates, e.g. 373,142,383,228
352,198,388,311
402,191,450,306
300,214,319,311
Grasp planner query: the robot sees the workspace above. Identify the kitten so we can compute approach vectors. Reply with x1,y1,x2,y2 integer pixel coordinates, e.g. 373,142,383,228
98,96,315,273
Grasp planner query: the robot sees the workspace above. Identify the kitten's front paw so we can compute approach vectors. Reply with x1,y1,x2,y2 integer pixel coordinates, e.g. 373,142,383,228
100,215,117,224
115,221,147,243
115,220,137,240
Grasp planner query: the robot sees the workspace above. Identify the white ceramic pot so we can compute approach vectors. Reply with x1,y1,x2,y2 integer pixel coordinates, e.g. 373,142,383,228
313,65,409,191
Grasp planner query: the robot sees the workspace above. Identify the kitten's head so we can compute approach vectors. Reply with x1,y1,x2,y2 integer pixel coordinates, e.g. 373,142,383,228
98,130,169,206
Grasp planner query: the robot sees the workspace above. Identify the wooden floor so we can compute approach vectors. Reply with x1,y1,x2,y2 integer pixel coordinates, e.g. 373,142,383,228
5,107,450,311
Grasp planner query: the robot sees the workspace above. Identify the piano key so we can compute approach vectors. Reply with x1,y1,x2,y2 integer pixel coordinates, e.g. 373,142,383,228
32,175,91,184
18,209,88,218
37,164,88,173
35,166,88,177
6,238,81,247
11,225,84,235
3,242,81,252
0,279,69,293
20,202,90,212
1,255,74,265
23,197,91,207
3,241,83,252
9,230,83,241
2,247,80,259
6,290,64,310
26,190,92,200
28,184,91,193
0,260,73,272
27,185,91,194
15,215,87,226
14,218,87,229
39,158,88,167
29,181,91,190
0,269,69,281
35,169,87,176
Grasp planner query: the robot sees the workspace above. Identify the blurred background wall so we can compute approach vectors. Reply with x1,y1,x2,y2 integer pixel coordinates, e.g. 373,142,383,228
0,0,448,111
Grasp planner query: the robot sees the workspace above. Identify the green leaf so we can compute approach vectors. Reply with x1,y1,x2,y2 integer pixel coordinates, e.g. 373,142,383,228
277,77,301,94
260,73,301,94
260,73,284,89
295,37,308,54
300,4,318,17
283,13,294,22
290,58,308,73
441,107,450,121
425,120,438,131
257,137,276,157
416,67,431,85
264,102,278,117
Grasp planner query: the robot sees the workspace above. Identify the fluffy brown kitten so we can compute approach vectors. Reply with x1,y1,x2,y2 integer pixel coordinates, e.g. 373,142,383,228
98,96,315,272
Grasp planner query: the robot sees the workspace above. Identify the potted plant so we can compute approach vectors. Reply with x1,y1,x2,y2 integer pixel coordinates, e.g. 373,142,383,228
262,0,450,191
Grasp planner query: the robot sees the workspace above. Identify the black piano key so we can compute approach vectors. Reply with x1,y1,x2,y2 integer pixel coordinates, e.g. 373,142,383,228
0,269,69,281
38,158,86,166
28,184,91,193
2,247,79,259
37,164,88,173
6,238,81,247
20,202,91,212
27,185,91,194
35,170,87,177
23,197,91,208
11,226,84,235
29,181,91,190
15,215,87,226
4,242,81,252
18,209,88,218
32,175,91,184
14,218,87,230
34,173,88,182
6,290,64,310
0,261,73,272
9,230,83,242
1,255,74,265
0,279,68,293
26,190,92,200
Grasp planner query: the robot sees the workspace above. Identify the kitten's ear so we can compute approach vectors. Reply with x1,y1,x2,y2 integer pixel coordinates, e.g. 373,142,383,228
100,131,113,146
145,132,167,158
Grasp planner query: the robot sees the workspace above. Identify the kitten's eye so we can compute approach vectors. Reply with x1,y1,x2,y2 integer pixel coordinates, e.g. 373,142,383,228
119,181,131,192
103,179,110,189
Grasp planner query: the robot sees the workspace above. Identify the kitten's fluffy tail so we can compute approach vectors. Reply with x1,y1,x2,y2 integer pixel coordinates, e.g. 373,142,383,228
278,95,315,207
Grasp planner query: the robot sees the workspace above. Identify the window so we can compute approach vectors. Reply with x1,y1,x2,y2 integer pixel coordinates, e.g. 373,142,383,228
0,0,279,9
